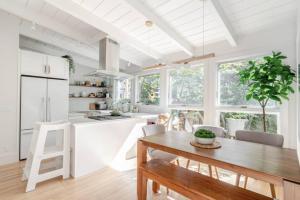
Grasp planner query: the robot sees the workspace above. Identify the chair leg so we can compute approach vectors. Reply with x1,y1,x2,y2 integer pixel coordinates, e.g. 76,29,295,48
152,181,160,194
214,166,219,180
176,159,180,166
243,176,248,189
186,159,190,169
197,163,201,173
235,174,241,187
208,165,213,177
270,183,276,198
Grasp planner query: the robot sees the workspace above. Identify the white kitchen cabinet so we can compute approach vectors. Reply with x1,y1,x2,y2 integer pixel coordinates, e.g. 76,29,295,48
20,50,47,77
20,49,69,80
47,55,69,79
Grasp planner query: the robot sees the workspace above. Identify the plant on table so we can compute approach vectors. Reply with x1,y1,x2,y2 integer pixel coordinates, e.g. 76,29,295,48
194,129,216,138
239,51,296,132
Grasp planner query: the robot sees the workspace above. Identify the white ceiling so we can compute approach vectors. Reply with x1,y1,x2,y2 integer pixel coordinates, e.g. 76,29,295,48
0,0,297,68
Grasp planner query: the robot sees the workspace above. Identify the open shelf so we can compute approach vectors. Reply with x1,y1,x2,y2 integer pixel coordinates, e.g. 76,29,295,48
69,84,109,89
69,97,106,99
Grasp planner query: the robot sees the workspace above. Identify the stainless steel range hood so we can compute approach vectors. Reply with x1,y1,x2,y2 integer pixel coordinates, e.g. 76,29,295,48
86,38,133,79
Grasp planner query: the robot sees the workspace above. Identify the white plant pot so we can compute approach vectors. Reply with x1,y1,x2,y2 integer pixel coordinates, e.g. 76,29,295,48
226,118,248,137
195,137,215,145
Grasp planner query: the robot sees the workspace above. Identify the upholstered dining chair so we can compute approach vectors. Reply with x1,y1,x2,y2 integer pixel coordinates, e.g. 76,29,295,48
235,130,284,199
142,124,179,164
142,124,180,194
190,125,227,179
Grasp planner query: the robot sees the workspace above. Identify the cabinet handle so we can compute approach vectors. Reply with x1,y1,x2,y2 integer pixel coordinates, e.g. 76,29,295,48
47,65,51,74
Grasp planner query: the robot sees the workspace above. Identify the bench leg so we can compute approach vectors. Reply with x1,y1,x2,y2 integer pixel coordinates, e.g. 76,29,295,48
152,181,160,193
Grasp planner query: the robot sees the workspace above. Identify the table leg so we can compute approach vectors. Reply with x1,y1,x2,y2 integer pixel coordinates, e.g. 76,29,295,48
152,181,160,193
137,140,147,200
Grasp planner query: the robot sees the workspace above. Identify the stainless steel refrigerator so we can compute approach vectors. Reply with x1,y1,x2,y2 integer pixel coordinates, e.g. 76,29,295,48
20,76,68,160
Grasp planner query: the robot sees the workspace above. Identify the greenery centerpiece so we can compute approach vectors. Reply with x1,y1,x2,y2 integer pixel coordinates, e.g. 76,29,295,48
194,129,216,144
239,51,296,132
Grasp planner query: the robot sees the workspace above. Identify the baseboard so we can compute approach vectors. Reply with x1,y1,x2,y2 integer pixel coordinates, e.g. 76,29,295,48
0,152,18,166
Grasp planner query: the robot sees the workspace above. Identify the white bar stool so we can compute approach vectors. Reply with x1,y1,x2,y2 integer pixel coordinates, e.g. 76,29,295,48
22,121,71,192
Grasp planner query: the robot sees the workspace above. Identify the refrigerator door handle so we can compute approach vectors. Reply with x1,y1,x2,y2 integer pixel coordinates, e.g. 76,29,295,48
41,97,45,122
47,97,51,122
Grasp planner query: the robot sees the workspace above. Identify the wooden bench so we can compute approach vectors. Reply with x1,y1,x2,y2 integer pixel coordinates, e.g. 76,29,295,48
139,159,273,200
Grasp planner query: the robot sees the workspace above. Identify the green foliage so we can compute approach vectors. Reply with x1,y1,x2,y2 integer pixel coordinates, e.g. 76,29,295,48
169,66,204,105
62,55,75,74
194,129,216,138
220,112,278,134
218,57,275,106
239,52,295,106
239,52,296,131
139,74,160,105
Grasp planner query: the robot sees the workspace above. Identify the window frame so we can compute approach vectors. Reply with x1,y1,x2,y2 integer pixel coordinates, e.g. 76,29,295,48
215,55,281,134
137,72,161,106
167,64,205,110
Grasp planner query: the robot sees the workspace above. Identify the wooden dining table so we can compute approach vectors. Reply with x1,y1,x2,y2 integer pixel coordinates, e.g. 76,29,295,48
137,131,300,200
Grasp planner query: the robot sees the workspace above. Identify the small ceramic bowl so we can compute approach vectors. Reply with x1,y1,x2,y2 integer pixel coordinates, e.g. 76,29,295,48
195,137,215,145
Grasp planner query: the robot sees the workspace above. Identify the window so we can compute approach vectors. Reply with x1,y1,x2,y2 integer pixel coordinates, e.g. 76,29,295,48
218,58,276,107
217,57,279,134
138,73,160,105
169,109,204,132
219,112,278,135
118,79,132,100
169,66,204,106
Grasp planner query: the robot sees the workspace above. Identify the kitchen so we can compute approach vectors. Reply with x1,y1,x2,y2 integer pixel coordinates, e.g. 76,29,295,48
0,0,299,200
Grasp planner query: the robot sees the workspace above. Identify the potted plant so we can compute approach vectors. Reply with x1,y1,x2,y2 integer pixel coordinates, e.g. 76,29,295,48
62,55,75,74
239,52,296,132
224,112,249,137
194,129,216,144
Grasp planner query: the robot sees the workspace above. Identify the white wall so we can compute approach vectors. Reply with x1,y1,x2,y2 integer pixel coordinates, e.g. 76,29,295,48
136,20,298,149
0,10,20,165
296,1,300,162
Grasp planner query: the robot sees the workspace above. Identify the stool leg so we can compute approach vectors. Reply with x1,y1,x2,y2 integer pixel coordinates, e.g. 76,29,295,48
270,183,276,198
26,157,41,192
176,159,180,166
197,163,201,173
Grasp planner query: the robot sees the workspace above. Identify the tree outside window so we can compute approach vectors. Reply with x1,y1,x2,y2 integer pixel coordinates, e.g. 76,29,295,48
169,66,204,106
138,73,160,105
218,58,276,107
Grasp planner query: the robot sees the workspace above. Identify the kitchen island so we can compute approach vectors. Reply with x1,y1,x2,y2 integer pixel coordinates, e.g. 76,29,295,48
70,114,156,178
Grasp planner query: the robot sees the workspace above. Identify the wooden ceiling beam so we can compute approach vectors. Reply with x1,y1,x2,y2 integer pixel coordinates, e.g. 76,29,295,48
46,0,163,60
125,0,195,56
208,0,238,47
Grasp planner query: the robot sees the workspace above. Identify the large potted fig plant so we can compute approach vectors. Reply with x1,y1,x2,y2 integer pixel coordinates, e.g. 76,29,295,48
239,52,296,132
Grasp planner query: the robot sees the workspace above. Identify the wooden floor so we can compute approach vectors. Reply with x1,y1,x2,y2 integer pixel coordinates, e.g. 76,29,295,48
0,160,282,200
